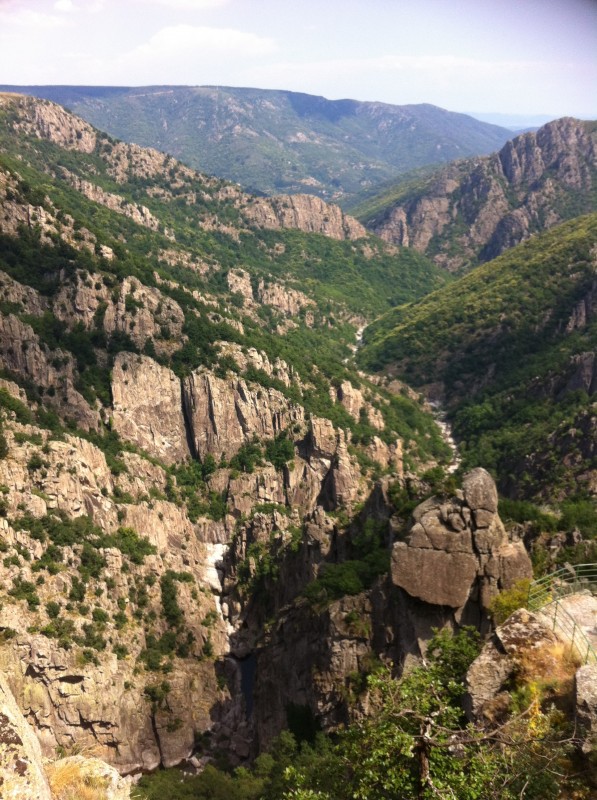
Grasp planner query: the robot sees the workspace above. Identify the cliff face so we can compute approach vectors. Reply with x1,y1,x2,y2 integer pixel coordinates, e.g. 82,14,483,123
0,408,232,772
182,370,305,463
0,335,532,774
243,194,367,240
367,118,597,271
236,469,531,751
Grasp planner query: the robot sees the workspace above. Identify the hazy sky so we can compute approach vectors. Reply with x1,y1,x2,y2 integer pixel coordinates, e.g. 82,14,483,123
0,0,595,119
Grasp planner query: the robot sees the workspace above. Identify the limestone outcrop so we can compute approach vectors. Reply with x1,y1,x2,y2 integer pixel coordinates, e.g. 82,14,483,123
391,468,532,610
243,194,367,241
111,353,190,464
182,370,304,462
368,118,597,271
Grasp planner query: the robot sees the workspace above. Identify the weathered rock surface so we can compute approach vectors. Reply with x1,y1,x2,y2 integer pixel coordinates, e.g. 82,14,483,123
0,270,48,317
364,435,403,475
465,608,559,721
217,342,296,387
47,755,133,800
227,268,254,303
575,663,597,755
111,353,190,464
0,312,100,430
54,272,185,355
63,171,162,232
183,369,304,461
257,279,315,316
0,669,52,800
391,468,532,610
10,94,97,153
243,194,367,241
368,118,597,271
252,593,375,749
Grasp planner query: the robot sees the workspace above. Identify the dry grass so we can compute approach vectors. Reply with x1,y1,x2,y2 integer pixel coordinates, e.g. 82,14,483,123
516,641,581,690
47,758,109,800
511,641,582,718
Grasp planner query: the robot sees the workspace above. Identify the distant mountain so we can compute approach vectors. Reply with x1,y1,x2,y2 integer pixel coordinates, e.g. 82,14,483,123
0,85,513,201
351,117,597,272
359,213,597,501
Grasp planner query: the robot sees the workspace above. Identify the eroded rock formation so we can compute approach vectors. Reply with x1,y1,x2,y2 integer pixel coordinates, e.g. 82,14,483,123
243,194,367,241
368,118,597,271
391,468,532,612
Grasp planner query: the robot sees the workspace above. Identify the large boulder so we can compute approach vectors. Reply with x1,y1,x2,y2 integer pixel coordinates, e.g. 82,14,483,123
464,609,559,720
391,468,531,610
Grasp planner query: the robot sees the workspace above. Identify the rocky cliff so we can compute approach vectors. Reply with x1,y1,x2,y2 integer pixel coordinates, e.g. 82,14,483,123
243,194,367,240
0,90,542,782
364,117,597,271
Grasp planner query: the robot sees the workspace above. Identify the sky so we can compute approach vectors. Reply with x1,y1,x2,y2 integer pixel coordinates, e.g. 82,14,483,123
0,0,595,122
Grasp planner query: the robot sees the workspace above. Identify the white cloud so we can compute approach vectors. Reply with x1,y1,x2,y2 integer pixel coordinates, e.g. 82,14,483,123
125,25,273,67
132,24,276,57
54,0,75,12
132,0,230,8
0,8,70,28
86,24,277,85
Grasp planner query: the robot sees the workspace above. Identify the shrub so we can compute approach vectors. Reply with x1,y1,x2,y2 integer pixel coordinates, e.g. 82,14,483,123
105,526,157,564
0,428,8,459
265,432,295,471
487,579,531,624
8,576,40,610
46,600,61,619
91,607,109,623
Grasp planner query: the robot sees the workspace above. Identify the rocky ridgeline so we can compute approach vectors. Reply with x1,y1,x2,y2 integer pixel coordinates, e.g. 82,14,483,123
368,117,597,271
4,93,368,245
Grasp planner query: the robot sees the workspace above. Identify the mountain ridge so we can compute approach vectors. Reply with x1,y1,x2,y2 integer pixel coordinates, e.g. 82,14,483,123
0,84,514,202
354,116,597,272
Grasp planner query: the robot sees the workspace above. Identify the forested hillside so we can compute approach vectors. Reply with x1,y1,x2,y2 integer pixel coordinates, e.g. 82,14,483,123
0,85,513,201
360,213,597,502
